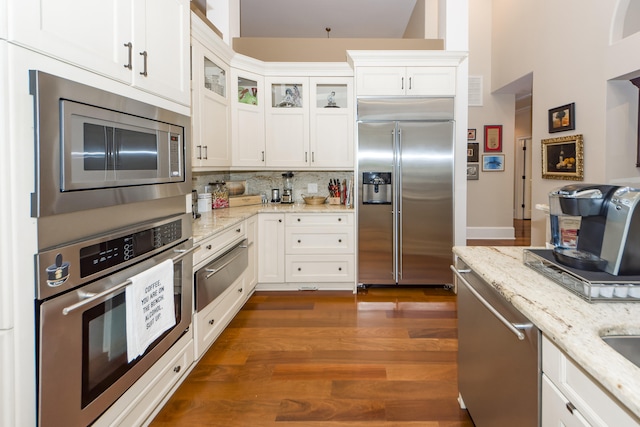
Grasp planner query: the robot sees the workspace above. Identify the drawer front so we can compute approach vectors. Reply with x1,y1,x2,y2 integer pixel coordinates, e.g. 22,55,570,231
193,222,246,268
286,213,352,227
286,255,354,282
195,275,245,358
286,228,354,254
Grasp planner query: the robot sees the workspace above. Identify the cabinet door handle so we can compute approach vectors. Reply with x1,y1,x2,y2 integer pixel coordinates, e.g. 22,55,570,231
203,145,208,160
139,51,148,76
311,152,315,162
451,266,532,341
123,42,132,70
197,145,203,160
262,151,265,162
401,76,404,90
409,77,412,90
565,401,576,414
305,152,308,162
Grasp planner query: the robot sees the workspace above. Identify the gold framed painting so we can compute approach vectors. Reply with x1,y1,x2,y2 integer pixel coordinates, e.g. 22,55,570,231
541,134,584,180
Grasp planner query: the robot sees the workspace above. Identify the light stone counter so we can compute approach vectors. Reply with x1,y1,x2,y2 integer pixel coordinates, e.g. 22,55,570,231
192,203,353,243
453,246,640,418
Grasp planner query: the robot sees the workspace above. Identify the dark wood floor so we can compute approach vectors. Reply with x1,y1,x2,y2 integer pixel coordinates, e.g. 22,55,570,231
151,220,530,426
151,288,474,426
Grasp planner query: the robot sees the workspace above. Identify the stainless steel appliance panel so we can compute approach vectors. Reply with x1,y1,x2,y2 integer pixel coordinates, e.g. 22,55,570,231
357,122,395,285
30,70,191,218
454,264,540,427
357,98,454,286
37,236,195,427
195,239,248,311
399,121,453,284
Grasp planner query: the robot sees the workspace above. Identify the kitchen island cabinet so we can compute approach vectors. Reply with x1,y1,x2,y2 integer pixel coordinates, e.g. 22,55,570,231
9,0,190,106
453,246,640,424
257,213,286,283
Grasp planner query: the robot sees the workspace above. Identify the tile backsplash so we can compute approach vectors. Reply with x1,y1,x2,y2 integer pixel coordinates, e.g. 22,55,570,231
193,170,354,204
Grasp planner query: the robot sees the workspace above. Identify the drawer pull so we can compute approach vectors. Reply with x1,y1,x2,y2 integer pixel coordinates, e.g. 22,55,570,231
566,401,576,414
238,287,243,293
297,239,301,243
338,267,342,271
206,244,212,250
297,218,301,222
173,365,181,373
208,319,215,325
338,218,342,222
298,267,301,271
236,228,241,232
338,239,342,243
279,219,282,223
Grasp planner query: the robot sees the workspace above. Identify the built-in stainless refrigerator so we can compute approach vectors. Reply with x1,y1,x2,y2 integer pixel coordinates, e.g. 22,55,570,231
357,97,454,286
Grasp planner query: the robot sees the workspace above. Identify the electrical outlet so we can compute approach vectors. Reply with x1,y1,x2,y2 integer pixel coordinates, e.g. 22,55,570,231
308,183,318,193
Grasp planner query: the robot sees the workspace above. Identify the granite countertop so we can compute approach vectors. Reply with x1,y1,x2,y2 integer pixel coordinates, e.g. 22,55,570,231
453,246,640,418
192,203,353,243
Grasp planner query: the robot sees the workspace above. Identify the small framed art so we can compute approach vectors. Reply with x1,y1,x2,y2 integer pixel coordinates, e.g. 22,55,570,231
482,154,505,171
467,143,479,162
467,129,476,141
467,163,479,180
548,103,575,133
484,125,502,152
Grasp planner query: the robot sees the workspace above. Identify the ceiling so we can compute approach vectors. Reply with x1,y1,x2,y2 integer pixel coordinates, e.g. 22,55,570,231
239,0,418,38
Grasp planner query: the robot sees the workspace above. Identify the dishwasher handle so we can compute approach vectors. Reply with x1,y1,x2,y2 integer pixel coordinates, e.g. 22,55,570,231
451,266,532,341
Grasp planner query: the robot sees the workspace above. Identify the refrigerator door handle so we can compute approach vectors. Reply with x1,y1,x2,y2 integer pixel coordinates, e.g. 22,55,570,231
397,127,403,281
392,128,399,283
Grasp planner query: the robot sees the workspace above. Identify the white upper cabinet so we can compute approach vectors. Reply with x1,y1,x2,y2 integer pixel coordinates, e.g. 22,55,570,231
8,0,190,106
191,39,231,169
355,66,456,96
309,77,354,168
231,69,266,167
265,77,310,168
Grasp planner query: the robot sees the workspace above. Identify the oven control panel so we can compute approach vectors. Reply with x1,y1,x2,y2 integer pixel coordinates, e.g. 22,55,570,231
79,220,182,278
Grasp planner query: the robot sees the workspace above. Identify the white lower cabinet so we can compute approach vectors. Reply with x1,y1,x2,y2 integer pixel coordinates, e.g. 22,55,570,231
94,332,194,427
258,212,354,289
194,275,246,359
542,335,640,427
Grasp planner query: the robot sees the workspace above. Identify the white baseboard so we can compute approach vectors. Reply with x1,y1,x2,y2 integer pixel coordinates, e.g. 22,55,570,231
466,226,515,240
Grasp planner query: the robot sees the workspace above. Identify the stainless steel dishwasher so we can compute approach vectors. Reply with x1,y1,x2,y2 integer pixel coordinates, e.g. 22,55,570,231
452,261,540,427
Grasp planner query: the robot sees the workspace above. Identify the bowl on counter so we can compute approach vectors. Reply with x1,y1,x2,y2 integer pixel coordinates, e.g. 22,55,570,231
302,195,328,205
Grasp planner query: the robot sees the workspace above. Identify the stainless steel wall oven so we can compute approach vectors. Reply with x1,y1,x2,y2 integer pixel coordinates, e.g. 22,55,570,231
30,71,195,427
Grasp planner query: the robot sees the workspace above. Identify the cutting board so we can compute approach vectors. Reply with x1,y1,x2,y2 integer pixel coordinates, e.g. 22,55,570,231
229,194,262,207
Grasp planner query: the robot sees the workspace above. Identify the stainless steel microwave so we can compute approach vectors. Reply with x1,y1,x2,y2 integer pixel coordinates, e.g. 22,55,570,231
30,70,191,218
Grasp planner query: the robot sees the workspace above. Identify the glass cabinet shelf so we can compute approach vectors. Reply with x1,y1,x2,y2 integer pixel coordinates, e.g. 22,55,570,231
204,57,226,97
316,84,347,108
238,76,258,105
271,83,303,108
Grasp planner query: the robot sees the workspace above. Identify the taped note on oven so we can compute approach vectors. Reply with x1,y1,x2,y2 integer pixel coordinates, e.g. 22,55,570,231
125,259,176,362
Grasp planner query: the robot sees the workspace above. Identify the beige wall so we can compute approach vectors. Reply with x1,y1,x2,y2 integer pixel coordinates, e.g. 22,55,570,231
232,38,443,62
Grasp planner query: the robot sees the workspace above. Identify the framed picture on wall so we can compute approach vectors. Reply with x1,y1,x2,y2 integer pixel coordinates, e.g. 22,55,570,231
467,129,477,140
467,163,479,180
548,103,575,133
484,125,502,152
482,154,505,171
467,143,479,162
541,134,584,180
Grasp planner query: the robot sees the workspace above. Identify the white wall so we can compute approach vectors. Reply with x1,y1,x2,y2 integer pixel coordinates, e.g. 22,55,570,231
488,0,640,245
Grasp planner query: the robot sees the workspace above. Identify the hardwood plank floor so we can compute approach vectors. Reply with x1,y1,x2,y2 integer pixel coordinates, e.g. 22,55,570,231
150,288,474,426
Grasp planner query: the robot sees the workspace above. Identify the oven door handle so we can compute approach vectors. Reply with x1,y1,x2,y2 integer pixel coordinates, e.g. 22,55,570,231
62,244,199,315
204,242,247,279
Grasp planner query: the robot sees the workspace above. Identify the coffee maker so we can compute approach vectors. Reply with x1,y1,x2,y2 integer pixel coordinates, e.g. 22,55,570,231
549,184,640,275
281,172,294,204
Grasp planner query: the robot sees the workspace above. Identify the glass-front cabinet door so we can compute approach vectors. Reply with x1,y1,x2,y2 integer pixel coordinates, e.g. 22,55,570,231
231,69,266,167
310,77,354,168
191,37,230,169
265,78,309,168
